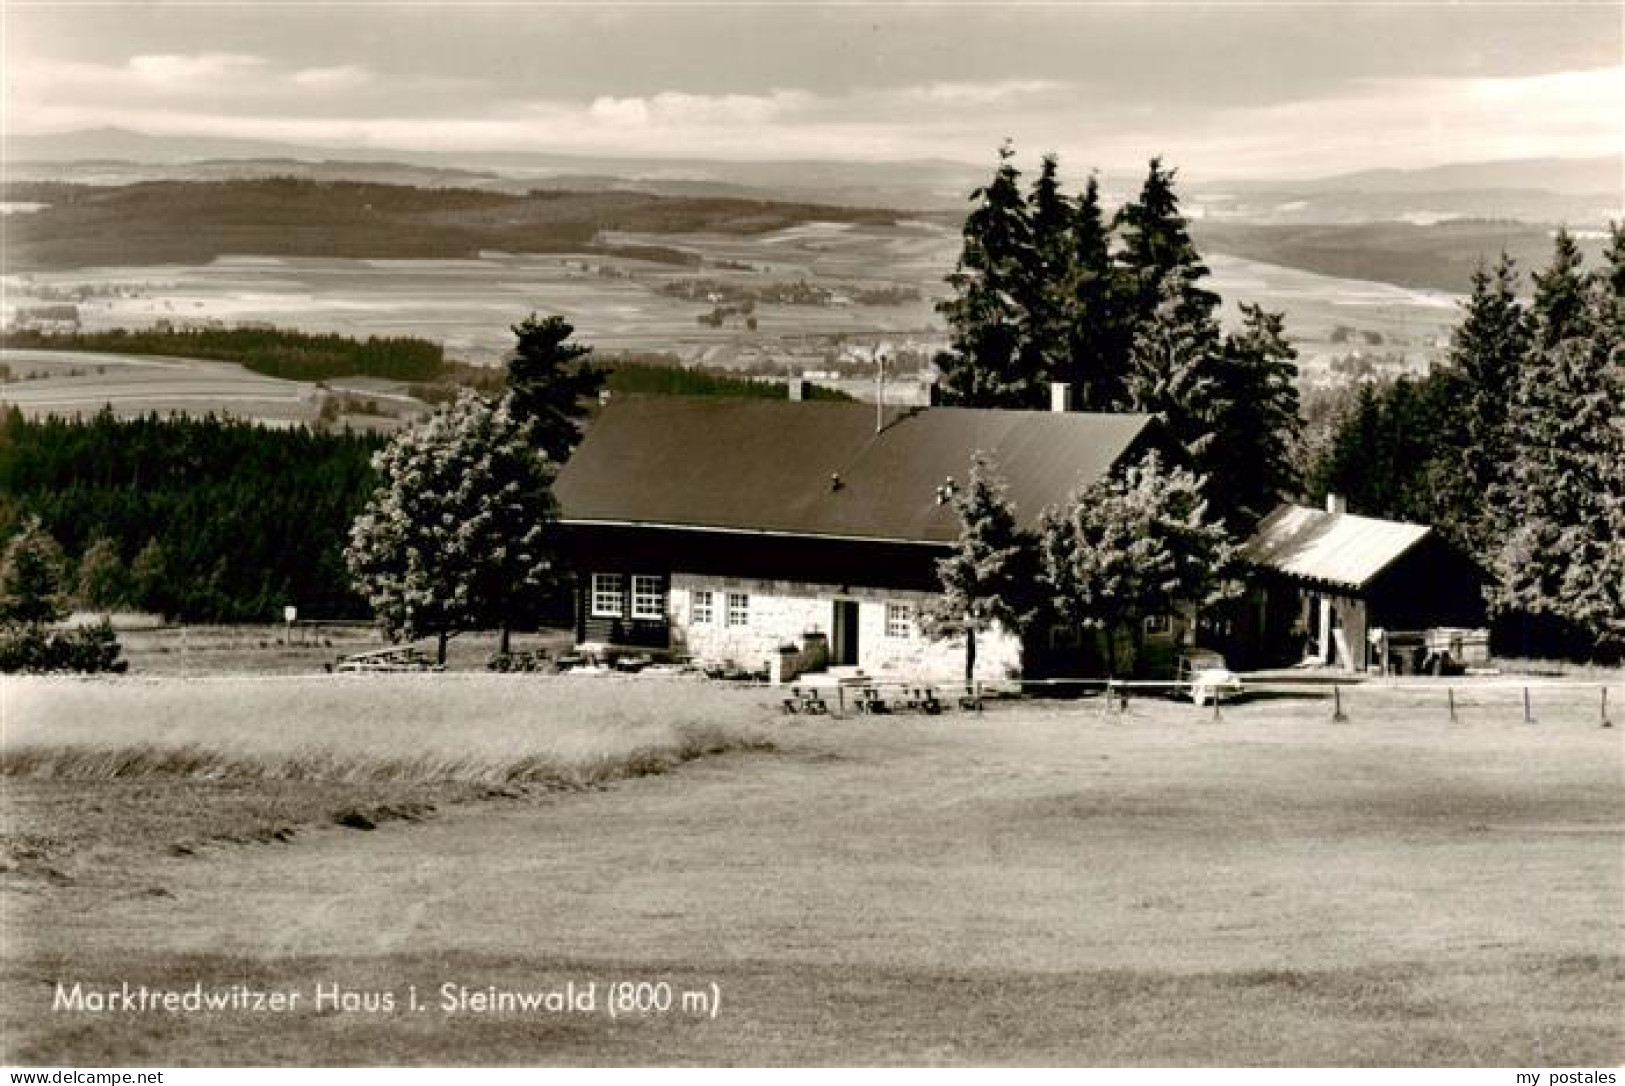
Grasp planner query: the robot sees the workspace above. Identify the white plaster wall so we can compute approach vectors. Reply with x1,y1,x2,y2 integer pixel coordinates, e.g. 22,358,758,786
668,573,1022,681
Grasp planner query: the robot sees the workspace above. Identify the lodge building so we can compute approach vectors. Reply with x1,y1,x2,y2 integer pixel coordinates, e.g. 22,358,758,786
553,394,1152,680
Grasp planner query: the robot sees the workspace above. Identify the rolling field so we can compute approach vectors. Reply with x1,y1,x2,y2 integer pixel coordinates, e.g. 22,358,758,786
5,220,1460,388
0,347,435,430
2,677,1619,1065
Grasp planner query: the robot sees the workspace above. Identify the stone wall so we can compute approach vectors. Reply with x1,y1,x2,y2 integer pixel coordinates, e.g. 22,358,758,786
668,572,1022,682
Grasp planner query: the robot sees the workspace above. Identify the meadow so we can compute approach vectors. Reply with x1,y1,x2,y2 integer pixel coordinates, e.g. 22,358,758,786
1,677,1619,1065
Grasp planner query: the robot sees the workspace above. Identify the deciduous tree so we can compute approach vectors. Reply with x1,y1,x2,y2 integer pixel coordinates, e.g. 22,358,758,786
1039,452,1235,676
345,393,560,664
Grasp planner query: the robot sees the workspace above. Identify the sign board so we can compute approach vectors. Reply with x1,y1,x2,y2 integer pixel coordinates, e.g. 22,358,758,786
284,605,298,624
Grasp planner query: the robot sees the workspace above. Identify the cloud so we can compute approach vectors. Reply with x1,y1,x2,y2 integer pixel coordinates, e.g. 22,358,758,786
586,90,812,129
127,52,266,87
905,80,1067,106
6,49,1619,178
290,65,373,92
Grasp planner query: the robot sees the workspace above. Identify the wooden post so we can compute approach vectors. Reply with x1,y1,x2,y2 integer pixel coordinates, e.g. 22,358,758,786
1211,689,1222,723
1332,684,1347,723
1523,686,1534,725
1448,686,1457,724
836,684,845,717
1601,687,1612,729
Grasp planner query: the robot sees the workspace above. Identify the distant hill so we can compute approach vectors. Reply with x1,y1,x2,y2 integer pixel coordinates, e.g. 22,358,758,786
8,129,1617,221
0,177,905,270
3,128,987,210
1279,156,1620,198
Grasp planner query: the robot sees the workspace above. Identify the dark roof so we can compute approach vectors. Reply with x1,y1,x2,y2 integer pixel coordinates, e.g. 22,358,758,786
1240,503,1433,591
555,397,1151,544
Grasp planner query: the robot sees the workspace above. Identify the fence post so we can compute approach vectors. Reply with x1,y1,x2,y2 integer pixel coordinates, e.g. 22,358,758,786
1332,684,1347,723
836,684,845,717
1602,687,1612,729
1523,686,1535,725
1448,686,1457,724
1211,689,1222,723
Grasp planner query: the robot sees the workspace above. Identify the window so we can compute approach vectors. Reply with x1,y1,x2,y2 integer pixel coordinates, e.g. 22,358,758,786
726,592,750,627
1144,613,1171,635
885,602,914,639
631,575,666,620
590,573,624,618
692,590,714,625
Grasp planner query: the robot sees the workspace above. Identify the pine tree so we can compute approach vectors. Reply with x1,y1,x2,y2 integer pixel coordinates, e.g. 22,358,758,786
0,517,67,627
505,313,604,462
1063,172,1124,410
935,141,1044,408
345,393,560,664
1039,452,1235,675
928,452,1037,680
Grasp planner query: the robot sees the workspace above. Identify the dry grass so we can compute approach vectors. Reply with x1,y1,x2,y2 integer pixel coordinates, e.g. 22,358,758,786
1,673,777,779
0,674,777,879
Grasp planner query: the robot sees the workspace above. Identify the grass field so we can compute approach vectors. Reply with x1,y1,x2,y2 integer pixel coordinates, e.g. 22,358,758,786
1,677,1619,1066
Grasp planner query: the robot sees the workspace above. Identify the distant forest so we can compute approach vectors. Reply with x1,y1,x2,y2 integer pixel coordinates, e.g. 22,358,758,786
2,179,901,269
0,410,382,621
0,326,447,383
0,333,848,622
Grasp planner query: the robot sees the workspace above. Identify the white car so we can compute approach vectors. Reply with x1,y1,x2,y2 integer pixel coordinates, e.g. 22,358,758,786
1175,649,1244,705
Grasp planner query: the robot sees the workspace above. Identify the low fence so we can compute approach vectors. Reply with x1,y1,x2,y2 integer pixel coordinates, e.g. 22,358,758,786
778,674,1621,728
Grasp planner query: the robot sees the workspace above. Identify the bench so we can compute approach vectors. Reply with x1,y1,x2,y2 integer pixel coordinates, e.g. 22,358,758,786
781,686,830,715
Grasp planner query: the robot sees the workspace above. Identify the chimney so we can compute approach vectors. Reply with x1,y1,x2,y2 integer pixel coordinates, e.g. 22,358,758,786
1050,381,1072,413
787,377,805,402
1326,493,1347,516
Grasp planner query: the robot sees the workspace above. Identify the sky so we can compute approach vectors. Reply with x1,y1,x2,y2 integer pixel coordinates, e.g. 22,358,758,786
3,2,1621,179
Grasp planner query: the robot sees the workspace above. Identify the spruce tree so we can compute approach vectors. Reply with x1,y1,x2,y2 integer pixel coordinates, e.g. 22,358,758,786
1447,254,1530,559
1022,153,1073,396
505,313,604,462
935,141,1044,408
1064,172,1123,410
1492,265,1625,660
1213,304,1302,531
1122,272,1226,474
1113,156,1217,333
1531,228,1592,349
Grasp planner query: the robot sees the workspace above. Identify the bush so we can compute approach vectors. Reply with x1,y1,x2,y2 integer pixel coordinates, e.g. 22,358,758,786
0,620,127,674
